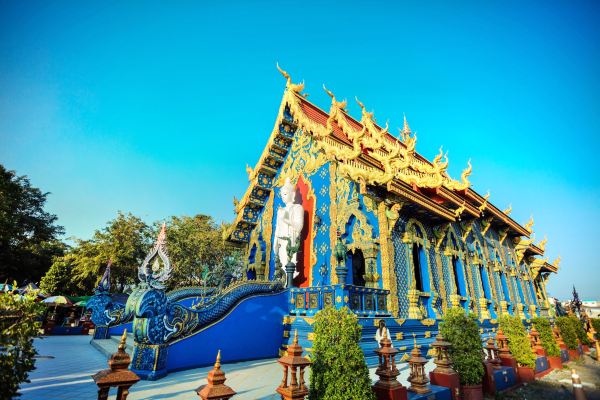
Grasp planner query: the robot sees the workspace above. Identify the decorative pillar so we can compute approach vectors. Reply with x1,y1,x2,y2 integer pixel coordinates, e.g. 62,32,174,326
372,335,407,400
334,235,348,284
529,304,537,318
429,334,460,400
276,330,311,400
499,301,509,316
478,298,491,320
92,330,140,400
195,351,236,400
407,336,431,395
407,289,422,319
449,294,461,309
517,303,526,320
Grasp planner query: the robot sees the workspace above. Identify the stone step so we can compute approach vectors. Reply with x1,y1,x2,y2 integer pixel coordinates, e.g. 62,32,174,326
90,333,134,359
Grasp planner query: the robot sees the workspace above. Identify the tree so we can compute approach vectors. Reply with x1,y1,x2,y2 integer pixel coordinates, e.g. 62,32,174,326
309,307,375,400
438,308,485,385
165,215,241,289
40,212,153,295
0,165,65,284
0,288,45,399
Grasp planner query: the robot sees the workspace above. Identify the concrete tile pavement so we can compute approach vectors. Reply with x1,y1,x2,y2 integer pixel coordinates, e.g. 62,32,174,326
18,335,437,399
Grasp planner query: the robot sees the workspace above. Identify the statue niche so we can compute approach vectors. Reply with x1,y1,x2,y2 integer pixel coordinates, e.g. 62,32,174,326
274,177,305,281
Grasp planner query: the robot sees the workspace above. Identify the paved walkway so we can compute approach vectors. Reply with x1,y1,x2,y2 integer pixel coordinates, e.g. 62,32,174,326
18,335,435,399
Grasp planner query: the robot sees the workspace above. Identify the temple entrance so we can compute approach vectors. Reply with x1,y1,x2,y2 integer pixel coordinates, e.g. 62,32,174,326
348,249,366,286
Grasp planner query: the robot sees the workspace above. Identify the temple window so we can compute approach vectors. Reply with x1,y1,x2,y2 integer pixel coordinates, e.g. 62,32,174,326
350,249,366,287
412,243,424,292
451,256,463,296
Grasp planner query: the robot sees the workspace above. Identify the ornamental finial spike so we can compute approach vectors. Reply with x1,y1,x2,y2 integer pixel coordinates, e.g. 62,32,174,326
157,222,167,244
503,204,513,215
538,236,548,252
294,329,299,345
553,255,561,269
413,333,417,349
403,113,411,134
215,350,221,369
118,329,127,351
276,63,304,94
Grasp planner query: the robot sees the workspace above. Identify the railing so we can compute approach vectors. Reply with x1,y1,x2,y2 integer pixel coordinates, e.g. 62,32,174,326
289,285,390,317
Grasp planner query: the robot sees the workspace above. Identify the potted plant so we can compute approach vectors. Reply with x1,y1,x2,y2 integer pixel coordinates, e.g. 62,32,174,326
309,306,375,400
439,308,485,400
498,315,536,383
556,316,579,360
532,317,561,369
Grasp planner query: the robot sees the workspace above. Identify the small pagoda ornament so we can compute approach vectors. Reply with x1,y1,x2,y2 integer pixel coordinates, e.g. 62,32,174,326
429,333,460,400
484,337,502,369
530,326,545,355
496,328,517,370
372,335,407,400
276,330,310,400
195,350,236,400
92,329,140,400
407,334,431,395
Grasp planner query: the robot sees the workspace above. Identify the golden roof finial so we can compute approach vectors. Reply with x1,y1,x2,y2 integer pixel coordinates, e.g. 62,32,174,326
276,63,304,94
503,204,512,216
454,201,466,219
403,113,411,134
524,215,534,233
293,329,299,345
215,349,221,369
118,329,127,351
323,84,347,111
478,190,491,213
538,236,548,252
412,332,417,349
553,255,561,269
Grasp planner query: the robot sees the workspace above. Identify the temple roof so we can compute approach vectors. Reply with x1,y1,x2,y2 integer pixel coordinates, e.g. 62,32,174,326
225,68,536,243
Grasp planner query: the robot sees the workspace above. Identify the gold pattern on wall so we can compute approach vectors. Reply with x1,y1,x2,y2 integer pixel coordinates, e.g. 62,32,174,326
329,163,339,284
378,201,399,317
262,192,274,279
276,130,327,187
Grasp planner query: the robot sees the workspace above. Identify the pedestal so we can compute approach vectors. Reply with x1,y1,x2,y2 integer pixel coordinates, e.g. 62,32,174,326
373,380,408,400
484,366,517,394
430,370,460,400
547,355,562,370
534,356,550,378
285,262,296,288
130,343,169,380
407,385,451,400
93,326,110,340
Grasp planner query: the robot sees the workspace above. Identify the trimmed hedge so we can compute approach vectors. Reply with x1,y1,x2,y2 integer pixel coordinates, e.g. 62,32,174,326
309,307,375,400
556,316,578,350
592,318,600,339
439,308,485,385
531,317,560,357
498,314,536,368
569,315,592,346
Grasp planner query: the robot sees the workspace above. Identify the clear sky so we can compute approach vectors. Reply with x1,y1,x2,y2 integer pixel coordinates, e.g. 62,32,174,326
1,0,598,300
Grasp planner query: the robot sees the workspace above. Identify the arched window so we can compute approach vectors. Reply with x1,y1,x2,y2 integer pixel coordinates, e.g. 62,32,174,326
350,249,366,287
412,243,424,291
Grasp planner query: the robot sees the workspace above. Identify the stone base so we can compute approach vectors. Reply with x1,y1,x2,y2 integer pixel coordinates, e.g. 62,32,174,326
484,365,517,394
517,366,535,383
430,370,460,400
568,349,580,360
373,381,408,400
93,326,110,340
130,368,167,381
408,385,451,400
130,343,169,380
560,349,569,363
535,356,550,374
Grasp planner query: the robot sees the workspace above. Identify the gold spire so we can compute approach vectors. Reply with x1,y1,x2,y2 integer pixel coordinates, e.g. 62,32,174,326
524,215,534,233
118,329,127,351
293,329,299,345
503,204,512,216
413,333,417,349
215,350,221,369
323,85,347,111
553,255,561,269
478,190,490,213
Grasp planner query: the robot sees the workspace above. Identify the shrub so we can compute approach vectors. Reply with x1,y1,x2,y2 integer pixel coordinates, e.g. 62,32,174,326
556,316,578,350
498,314,536,369
439,307,485,385
531,317,560,357
309,306,375,400
569,315,591,346
0,288,45,399
591,318,600,339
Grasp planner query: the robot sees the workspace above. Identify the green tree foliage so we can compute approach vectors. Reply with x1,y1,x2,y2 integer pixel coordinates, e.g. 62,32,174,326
556,316,578,350
531,317,560,357
309,307,375,400
0,165,65,284
591,319,600,339
0,288,45,399
439,308,485,385
498,314,536,368
39,212,153,294
164,215,241,289
568,315,591,346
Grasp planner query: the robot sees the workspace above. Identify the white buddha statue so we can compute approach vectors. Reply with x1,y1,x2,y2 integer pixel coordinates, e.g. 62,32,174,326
274,177,305,278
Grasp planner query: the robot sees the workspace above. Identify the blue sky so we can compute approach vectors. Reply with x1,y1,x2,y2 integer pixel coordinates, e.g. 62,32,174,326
1,1,598,300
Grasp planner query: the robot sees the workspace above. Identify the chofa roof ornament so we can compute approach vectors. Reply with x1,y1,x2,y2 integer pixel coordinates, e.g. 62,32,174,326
138,223,172,289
